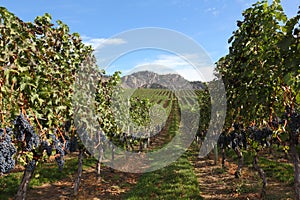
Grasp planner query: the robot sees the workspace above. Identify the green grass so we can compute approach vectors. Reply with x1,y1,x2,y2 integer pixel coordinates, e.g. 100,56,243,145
226,148,294,185
124,91,202,199
0,171,23,199
0,90,202,200
0,154,97,200
124,152,202,200
257,156,294,185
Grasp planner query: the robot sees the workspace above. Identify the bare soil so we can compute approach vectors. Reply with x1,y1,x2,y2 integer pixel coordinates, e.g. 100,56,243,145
189,149,294,200
26,165,139,200
24,100,295,200
25,147,295,200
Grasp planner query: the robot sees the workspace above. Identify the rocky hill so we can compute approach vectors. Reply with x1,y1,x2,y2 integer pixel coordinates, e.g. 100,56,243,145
121,71,205,90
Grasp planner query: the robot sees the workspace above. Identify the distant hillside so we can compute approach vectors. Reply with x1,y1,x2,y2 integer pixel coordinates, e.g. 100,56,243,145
121,71,205,90
141,83,168,89
190,81,206,90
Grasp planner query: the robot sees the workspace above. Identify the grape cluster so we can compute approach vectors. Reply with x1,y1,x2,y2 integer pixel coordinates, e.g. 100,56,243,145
230,129,248,149
79,130,94,154
218,131,230,149
218,123,275,151
55,154,64,171
287,110,300,144
13,113,40,151
69,136,78,152
218,123,248,150
0,128,17,174
49,132,71,171
41,140,52,156
248,126,273,147
288,111,300,134
64,120,71,133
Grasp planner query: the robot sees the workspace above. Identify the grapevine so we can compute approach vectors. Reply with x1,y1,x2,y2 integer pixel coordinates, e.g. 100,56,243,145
0,128,16,174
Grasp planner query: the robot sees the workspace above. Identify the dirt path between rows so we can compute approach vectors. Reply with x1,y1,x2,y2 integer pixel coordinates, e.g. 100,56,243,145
26,149,294,200
189,148,294,200
26,99,179,200
26,165,139,200
24,96,295,200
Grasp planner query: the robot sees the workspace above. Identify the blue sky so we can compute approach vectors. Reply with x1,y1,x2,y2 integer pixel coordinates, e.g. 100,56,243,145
1,0,299,81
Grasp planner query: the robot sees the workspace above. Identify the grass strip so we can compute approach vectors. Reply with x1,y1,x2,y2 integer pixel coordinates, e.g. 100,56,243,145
124,152,202,200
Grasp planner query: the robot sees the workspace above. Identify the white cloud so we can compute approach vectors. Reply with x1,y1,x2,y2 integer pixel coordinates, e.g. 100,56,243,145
81,38,216,82
82,36,126,50
205,7,220,16
177,67,215,82
131,54,216,82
